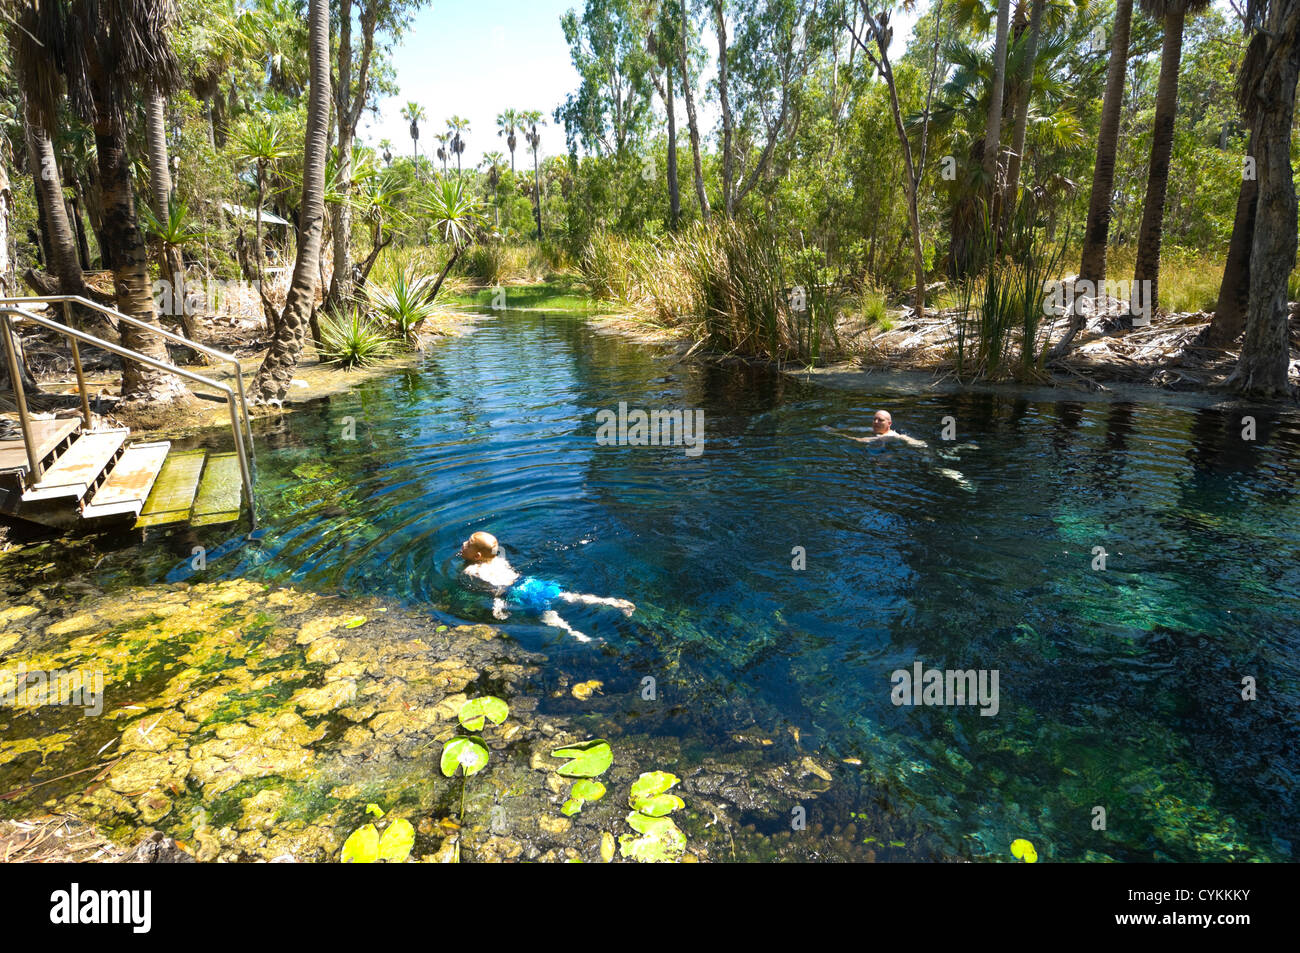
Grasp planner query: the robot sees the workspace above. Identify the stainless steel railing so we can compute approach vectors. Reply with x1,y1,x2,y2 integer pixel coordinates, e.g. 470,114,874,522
1,303,255,528
0,294,254,455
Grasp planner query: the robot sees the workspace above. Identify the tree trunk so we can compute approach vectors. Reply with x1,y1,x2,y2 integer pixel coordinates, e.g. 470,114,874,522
1059,0,1134,358
253,0,331,403
1000,0,1045,232
1132,3,1188,321
532,150,544,240
1206,126,1258,346
25,101,85,294
678,3,711,224
664,64,681,229
714,0,734,216
82,51,186,404
328,0,375,315
982,0,1012,185
1230,1,1300,397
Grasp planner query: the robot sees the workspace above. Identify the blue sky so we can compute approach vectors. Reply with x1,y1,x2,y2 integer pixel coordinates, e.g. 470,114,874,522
357,0,921,169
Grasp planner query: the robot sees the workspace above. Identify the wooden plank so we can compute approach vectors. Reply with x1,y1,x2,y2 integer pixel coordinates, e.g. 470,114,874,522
82,442,172,520
135,450,205,528
0,417,81,473
21,429,127,502
190,453,243,526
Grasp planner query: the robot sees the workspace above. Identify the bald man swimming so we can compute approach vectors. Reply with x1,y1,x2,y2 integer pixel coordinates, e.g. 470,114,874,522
833,410,928,448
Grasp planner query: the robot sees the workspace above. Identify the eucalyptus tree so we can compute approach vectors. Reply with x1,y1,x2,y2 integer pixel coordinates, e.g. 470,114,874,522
497,108,520,172
647,0,683,228
712,0,831,217
847,0,949,321
254,0,331,402
558,0,656,157
999,0,1046,232
676,0,710,221
1131,0,1212,318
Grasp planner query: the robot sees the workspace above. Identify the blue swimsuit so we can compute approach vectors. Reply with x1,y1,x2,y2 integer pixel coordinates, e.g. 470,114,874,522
508,576,564,612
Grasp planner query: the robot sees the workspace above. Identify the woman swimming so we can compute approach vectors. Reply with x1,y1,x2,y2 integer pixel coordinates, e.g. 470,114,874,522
459,531,635,642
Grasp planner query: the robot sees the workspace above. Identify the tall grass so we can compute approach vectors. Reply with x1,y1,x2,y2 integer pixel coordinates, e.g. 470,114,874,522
953,206,1068,381
581,221,840,363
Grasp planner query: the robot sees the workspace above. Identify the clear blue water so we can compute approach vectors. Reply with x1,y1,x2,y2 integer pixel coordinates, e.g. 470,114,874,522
23,309,1300,860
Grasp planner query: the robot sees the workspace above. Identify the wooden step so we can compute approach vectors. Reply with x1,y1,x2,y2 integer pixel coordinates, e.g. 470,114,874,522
190,453,243,527
0,417,81,475
21,428,127,502
136,450,206,528
82,442,172,520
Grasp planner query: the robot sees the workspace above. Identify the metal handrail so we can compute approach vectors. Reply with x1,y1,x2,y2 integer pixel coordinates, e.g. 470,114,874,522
1,305,256,529
0,294,254,457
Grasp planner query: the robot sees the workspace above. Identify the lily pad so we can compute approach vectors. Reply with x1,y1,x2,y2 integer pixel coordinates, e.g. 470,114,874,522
458,696,509,731
365,803,385,818
344,616,367,628
570,779,606,803
551,739,613,778
629,770,679,801
1010,838,1038,863
341,823,380,863
619,812,686,863
561,799,583,817
440,736,490,777
631,793,685,817
377,818,415,862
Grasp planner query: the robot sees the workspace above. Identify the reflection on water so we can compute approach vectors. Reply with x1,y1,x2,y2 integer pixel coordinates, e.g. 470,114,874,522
6,309,1299,861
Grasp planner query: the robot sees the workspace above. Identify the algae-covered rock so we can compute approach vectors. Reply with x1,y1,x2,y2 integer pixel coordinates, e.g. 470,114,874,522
0,605,39,626
289,679,357,716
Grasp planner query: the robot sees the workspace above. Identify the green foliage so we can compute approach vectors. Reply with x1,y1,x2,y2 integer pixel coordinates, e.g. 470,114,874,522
619,770,687,862
340,808,416,864
368,268,440,346
551,739,613,778
318,309,396,368
457,696,509,731
440,736,489,778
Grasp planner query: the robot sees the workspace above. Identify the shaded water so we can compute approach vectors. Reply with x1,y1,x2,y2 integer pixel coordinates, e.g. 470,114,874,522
7,309,1300,860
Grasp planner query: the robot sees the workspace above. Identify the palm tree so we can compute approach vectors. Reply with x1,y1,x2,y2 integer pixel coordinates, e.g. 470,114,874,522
1131,0,1212,321
522,110,546,240
480,151,506,230
22,0,189,404
496,108,520,173
140,200,210,358
401,101,425,164
982,0,1013,187
424,178,486,300
379,138,395,166
1000,0,1046,234
234,114,290,330
253,0,332,402
434,132,450,174
447,116,470,175
1053,0,1135,358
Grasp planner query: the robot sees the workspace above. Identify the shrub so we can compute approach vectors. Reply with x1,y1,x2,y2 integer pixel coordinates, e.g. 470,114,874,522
319,309,396,368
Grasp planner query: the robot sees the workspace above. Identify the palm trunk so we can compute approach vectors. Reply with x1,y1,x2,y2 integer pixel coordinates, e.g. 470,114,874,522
678,3,711,224
329,0,356,315
1058,0,1134,358
25,101,84,294
1132,3,1188,322
532,150,544,240
1206,126,1258,346
1230,2,1300,397
982,0,1012,185
253,0,331,403
1000,0,1045,232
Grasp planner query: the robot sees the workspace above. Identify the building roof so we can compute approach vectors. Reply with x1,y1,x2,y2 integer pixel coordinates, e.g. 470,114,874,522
220,202,292,227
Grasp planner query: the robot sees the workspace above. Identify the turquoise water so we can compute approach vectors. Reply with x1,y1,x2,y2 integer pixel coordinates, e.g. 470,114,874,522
21,310,1300,860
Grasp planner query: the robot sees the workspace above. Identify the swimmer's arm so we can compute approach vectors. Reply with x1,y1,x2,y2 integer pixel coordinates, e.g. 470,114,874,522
828,428,879,444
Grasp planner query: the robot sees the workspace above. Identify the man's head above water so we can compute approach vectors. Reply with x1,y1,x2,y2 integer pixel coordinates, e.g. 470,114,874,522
872,410,893,435
460,531,499,564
